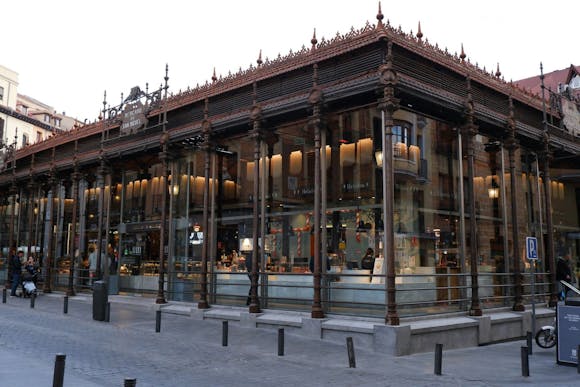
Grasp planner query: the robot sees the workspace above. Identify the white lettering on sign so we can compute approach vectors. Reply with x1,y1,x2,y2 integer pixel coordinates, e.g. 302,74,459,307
120,101,148,135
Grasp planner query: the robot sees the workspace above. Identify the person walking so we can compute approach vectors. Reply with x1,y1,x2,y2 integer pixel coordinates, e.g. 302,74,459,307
10,250,24,297
556,253,572,300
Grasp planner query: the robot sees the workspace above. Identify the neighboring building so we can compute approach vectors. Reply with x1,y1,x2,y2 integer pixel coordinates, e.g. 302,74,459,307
0,64,82,152
0,8,578,336
516,64,580,137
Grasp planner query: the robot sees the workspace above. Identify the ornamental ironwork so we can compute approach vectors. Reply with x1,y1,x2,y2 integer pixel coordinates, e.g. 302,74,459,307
102,85,163,136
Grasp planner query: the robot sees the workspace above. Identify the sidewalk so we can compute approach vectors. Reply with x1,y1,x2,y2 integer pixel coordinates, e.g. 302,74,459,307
44,291,557,356
0,291,578,386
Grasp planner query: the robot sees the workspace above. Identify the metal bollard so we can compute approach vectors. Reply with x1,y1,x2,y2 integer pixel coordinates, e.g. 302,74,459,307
346,337,356,368
53,353,66,387
30,293,36,308
124,378,137,387
521,346,529,377
3,288,7,303
155,310,161,333
434,343,443,375
63,296,68,314
105,302,110,322
222,321,228,347
278,328,284,356
526,331,533,355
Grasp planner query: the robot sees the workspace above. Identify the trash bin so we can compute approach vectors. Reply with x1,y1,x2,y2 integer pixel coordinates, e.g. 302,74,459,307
93,280,108,321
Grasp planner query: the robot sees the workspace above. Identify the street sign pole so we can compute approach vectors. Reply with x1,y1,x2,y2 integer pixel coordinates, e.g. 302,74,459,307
526,237,538,338
530,259,536,338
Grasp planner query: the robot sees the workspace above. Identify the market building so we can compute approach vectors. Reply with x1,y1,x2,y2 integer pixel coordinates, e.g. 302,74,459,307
1,7,579,325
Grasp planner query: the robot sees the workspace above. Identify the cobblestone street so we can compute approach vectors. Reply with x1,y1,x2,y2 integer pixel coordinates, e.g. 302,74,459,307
0,293,578,386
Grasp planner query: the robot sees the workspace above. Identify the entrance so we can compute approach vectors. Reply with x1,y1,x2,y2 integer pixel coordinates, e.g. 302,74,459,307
119,225,161,294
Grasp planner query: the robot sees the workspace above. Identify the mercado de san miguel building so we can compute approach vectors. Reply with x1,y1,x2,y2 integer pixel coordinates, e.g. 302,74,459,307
1,8,579,324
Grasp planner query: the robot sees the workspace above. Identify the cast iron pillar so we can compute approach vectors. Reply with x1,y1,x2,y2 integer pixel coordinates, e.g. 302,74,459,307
156,65,170,305
156,144,169,305
463,77,482,316
66,166,80,297
5,181,17,289
539,64,558,308
309,64,324,318
377,38,400,326
540,141,558,307
95,162,107,281
505,141,524,311
506,96,524,311
248,82,262,314
198,98,212,310
43,169,57,293
26,179,36,259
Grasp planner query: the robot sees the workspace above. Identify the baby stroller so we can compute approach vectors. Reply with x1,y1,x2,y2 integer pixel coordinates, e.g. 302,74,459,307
22,271,37,298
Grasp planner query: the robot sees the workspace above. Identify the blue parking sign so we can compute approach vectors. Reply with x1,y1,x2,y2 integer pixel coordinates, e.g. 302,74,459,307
526,237,538,260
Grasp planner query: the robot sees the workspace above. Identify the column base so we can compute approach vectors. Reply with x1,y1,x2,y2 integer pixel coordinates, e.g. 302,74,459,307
249,304,261,314
311,307,324,319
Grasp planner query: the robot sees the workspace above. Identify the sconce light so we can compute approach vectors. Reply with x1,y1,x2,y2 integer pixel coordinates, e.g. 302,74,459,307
289,150,302,175
170,183,180,196
488,187,499,199
33,204,39,215
374,150,383,168
340,143,356,167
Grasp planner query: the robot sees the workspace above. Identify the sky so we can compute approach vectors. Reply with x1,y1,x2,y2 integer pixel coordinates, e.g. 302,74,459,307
3,0,578,123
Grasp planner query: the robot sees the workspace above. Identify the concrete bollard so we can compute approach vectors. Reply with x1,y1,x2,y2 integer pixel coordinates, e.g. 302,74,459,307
526,331,533,355
53,353,66,387
124,378,137,387
30,293,36,308
63,295,68,314
278,328,284,356
521,346,529,377
434,343,443,375
155,310,161,333
2,288,6,303
346,337,356,368
222,321,228,347
105,302,110,322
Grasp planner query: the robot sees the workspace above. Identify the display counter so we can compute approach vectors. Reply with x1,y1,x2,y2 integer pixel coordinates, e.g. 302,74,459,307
119,273,166,292
213,268,438,305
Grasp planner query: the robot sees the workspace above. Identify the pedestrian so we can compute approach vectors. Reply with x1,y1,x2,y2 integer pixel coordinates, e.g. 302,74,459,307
24,256,39,285
10,250,24,297
556,253,572,300
361,247,375,271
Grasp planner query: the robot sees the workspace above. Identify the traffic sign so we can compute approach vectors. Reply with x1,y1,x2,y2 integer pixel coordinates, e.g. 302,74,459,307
526,237,538,260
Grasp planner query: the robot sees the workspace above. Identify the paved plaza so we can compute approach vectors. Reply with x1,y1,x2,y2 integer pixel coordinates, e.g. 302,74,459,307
0,292,578,386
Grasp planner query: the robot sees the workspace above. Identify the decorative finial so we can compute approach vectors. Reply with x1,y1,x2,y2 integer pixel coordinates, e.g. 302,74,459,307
211,67,217,83
376,2,384,28
257,50,263,67
495,63,501,78
460,43,466,61
416,21,423,40
311,28,318,50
